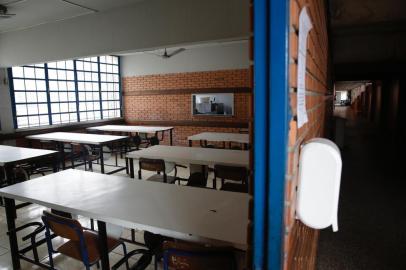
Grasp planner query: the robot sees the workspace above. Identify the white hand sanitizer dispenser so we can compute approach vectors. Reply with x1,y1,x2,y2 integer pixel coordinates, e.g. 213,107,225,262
296,138,342,232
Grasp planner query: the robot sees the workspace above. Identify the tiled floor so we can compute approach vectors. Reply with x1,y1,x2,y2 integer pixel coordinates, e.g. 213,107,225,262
317,110,406,269
0,155,220,269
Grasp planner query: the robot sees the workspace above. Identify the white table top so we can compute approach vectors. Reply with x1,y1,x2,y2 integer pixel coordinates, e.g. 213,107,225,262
127,145,249,168
0,145,57,166
0,169,249,249
187,132,249,144
26,132,128,145
87,125,174,133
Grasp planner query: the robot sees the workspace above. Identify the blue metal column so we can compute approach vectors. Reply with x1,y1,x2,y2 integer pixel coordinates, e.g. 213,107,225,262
253,0,269,268
267,0,290,268
253,0,290,269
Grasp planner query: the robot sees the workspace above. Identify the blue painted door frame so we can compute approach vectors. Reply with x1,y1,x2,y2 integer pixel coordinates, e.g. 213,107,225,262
253,0,290,269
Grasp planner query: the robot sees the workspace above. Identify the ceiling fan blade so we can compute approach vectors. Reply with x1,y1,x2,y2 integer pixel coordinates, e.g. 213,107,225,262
145,51,166,58
167,48,186,57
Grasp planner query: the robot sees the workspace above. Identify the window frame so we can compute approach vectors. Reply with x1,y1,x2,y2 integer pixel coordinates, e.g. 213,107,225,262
8,56,122,130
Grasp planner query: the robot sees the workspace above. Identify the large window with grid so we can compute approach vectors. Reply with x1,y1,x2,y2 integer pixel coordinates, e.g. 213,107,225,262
9,56,121,129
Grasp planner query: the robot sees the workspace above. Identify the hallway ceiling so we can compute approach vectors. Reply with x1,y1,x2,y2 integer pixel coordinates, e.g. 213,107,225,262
330,0,406,27
335,81,369,91
329,0,406,80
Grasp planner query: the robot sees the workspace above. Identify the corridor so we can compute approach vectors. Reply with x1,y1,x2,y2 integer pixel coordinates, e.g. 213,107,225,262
317,109,406,269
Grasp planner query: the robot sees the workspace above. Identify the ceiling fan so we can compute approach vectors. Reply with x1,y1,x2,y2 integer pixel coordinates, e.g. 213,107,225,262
0,4,16,18
149,48,186,59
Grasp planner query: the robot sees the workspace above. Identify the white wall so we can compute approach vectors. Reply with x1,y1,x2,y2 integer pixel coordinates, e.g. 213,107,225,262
121,41,249,76
0,69,14,134
0,0,249,67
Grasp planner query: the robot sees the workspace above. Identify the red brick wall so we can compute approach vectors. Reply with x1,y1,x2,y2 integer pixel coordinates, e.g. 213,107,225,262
122,69,251,146
285,0,333,269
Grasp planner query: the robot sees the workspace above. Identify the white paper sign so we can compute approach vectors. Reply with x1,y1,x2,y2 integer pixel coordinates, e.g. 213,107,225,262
297,7,313,128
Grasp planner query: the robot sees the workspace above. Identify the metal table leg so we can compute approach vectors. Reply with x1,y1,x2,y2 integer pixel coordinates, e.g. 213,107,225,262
5,198,20,270
97,220,110,270
129,158,135,179
58,142,66,170
100,146,105,174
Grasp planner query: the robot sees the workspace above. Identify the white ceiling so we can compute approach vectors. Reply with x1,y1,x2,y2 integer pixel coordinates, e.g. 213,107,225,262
0,0,143,33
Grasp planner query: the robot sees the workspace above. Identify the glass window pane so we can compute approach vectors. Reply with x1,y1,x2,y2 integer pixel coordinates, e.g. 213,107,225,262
66,60,74,70
12,67,24,77
92,72,98,81
51,103,60,113
17,117,29,127
91,63,98,71
58,70,66,80
57,61,66,69
50,92,59,102
35,68,45,79
60,103,69,113
52,114,61,124
78,92,85,100
85,82,92,91
85,92,92,100
38,104,48,114
58,81,67,91
70,113,77,121
39,115,49,125
77,72,84,81
36,80,46,91
79,102,86,111
69,102,76,112
84,62,91,71
49,80,58,90
80,112,86,120
25,80,36,90
77,61,84,70
27,104,39,114
68,92,76,101
26,92,37,103
67,81,75,91
93,102,100,110
37,92,47,102
66,71,74,80
85,72,92,81
48,62,57,68
77,82,85,90
16,105,28,116
14,92,26,103
59,92,68,102
13,79,25,90
48,69,57,79
93,92,100,100
29,116,39,125
24,67,35,78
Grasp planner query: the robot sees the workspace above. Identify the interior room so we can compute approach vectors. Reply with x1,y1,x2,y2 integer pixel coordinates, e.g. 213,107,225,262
0,1,254,269
2,0,405,270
